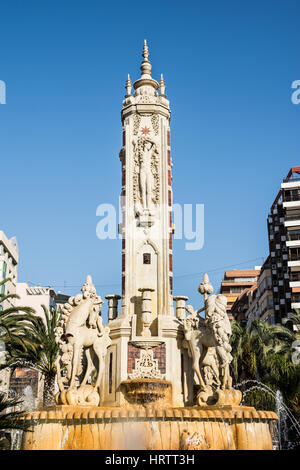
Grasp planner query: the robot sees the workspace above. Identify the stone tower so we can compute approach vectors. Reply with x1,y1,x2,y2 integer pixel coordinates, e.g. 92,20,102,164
101,42,193,407
120,40,174,321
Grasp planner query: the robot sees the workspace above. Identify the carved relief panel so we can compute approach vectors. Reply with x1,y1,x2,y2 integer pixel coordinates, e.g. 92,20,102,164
132,114,160,218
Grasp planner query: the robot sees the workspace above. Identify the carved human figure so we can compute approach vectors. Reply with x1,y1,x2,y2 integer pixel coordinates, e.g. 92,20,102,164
205,294,232,390
181,274,235,404
133,135,158,214
182,313,208,391
139,138,155,210
202,347,220,388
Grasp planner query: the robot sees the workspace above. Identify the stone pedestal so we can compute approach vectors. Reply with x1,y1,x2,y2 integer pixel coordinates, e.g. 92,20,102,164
138,288,155,337
174,296,189,320
105,294,121,321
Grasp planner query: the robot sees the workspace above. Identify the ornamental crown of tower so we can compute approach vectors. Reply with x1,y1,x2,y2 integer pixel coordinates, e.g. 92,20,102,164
122,40,169,108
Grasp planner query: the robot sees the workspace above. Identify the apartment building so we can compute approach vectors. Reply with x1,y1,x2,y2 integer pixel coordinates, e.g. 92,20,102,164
231,257,275,325
267,166,300,323
0,231,19,393
16,283,57,317
0,231,18,310
219,268,261,319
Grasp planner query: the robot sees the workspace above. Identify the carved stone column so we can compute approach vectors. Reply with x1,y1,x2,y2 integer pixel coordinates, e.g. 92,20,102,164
138,287,155,337
173,296,189,320
105,294,121,321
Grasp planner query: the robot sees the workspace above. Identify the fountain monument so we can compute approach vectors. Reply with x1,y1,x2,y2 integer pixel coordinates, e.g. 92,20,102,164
21,42,277,450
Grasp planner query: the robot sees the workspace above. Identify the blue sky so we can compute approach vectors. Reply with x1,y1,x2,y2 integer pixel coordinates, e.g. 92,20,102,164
1,0,299,319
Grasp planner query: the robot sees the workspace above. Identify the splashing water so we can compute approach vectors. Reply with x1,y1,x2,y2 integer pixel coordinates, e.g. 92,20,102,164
11,430,23,450
235,380,300,450
22,385,35,412
10,385,36,450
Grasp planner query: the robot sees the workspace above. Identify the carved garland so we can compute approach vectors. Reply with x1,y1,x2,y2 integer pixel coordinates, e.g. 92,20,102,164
151,114,159,136
133,114,141,135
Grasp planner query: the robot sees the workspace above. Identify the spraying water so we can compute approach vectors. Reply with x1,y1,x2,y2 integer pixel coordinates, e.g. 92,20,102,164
11,385,35,450
236,379,300,450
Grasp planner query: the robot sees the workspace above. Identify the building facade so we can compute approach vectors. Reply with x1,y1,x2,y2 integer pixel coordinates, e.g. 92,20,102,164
10,284,58,404
219,268,261,319
267,166,300,324
16,283,56,317
0,231,18,310
0,231,19,393
231,257,274,325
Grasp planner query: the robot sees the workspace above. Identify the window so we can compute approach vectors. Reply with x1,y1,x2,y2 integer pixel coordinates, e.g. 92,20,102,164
0,261,7,280
0,261,7,295
230,287,243,293
143,253,151,264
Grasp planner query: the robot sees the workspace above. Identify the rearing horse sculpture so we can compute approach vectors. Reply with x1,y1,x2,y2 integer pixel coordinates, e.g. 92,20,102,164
55,275,111,406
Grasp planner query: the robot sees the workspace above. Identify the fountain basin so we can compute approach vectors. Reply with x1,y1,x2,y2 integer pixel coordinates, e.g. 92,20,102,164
21,405,277,450
121,378,172,406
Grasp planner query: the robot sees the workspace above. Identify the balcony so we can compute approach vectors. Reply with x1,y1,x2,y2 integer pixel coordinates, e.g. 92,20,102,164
285,213,300,221
284,193,300,202
289,251,300,260
291,294,300,309
282,176,300,190
286,232,300,248
288,232,300,241
290,272,300,281
284,213,300,227
288,260,300,268
290,270,300,287
283,193,300,209
221,280,257,287
290,281,300,288
288,251,300,268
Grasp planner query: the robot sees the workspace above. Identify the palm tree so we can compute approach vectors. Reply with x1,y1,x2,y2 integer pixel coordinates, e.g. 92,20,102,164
230,320,256,382
283,310,300,339
230,319,295,382
0,278,34,341
0,393,31,450
3,306,60,407
230,318,300,418
0,278,35,393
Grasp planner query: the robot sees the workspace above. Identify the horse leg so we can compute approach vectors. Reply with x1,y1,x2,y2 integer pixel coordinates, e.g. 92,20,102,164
55,355,64,392
70,344,81,389
93,342,104,394
80,348,93,388
192,349,206,391
211,361,221,387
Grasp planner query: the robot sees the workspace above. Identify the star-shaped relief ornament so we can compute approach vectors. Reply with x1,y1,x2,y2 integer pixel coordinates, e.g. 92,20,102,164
141,126,150,136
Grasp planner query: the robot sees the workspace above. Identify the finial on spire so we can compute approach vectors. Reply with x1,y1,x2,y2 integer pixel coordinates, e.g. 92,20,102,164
125,74,132,97
160,74,166,97
143,39,149,61
133,40,159,93
140,39,152,78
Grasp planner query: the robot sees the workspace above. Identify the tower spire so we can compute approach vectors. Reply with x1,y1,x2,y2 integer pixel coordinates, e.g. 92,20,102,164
125,74,132,97
140,39,152,78
160,74,166,97
133,40,158,92
143,39,149,61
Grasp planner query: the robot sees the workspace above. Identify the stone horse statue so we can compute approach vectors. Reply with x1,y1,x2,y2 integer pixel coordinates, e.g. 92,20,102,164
55,275,111,406
182,274,238,406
